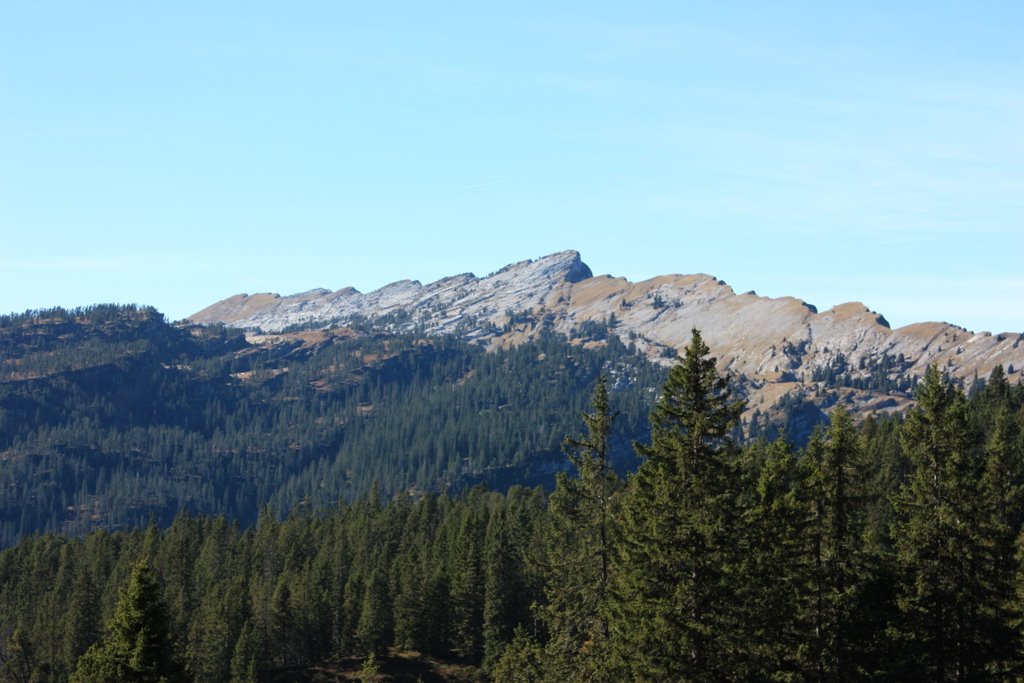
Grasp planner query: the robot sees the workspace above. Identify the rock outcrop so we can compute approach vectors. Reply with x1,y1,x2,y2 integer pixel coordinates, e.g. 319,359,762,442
190,250,1024,422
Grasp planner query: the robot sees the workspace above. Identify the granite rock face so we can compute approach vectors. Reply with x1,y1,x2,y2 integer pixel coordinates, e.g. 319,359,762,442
191,250,1024,421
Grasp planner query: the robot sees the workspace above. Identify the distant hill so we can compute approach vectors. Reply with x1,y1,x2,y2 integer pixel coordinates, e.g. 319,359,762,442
3,254,1021,546
192,249,1024,426
0,304,660,547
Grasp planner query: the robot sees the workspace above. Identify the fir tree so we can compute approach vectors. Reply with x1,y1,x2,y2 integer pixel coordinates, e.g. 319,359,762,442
734,436,807,679
228,619,260,683
0,626,35,683
63,567,101,678
355,570,392,657
70,559,187,683
483,509,524,671
450,508,486,662
541,375,621,681
981,405,1024,678
892,366,1014,680
491,626,546,683
609,328,744,681
801,406,880,680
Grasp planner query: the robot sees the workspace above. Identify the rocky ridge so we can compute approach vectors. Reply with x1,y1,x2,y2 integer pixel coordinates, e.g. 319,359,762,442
190,251,1024,421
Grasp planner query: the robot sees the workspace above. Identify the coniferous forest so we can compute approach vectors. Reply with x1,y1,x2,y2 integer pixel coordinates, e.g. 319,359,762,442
2,311,1024,681
0,306,662,548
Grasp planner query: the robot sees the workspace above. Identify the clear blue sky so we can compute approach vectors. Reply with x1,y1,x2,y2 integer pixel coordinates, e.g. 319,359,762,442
2,2,1021,332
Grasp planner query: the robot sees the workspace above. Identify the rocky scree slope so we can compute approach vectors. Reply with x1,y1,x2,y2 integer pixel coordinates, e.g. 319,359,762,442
191,250,1024,422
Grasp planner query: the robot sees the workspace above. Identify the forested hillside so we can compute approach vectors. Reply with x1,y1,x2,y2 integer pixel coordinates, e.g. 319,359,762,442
0,305,662,548
191,250,1024,428
1,330,1021,682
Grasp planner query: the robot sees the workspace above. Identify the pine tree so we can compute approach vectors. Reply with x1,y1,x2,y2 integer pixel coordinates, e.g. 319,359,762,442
733,436,807,679
483,509,523,671
541,375,620,681
70,559,187,683
357,651,381,682
892,366,1013,680
0,626,36,683
354,569,392,657
450,508,486,662
981,405,1023,678
228,619,260,683
491,626,546,683
269,572,295,667
420,569,452,657
391,550,425,652
609,328,744,681
187,577,247,683
63,567,101,677
801,406,880,680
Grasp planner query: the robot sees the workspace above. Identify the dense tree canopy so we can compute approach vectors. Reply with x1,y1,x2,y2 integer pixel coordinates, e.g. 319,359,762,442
0,306,661,548
1,318,1022,682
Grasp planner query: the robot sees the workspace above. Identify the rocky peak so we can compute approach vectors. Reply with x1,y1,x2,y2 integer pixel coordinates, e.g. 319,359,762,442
486,249,592,284
190,250,1024,424
190,250,593,333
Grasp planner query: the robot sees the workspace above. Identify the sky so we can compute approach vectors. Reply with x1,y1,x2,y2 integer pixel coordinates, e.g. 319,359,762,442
1,2,1022,332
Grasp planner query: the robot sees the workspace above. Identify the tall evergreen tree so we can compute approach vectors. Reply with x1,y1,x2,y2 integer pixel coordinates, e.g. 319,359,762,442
70,559,187,683
187,577,247,683
63,566,101,678
801,406,881,680
450,507,486,662
228,620,259,683
733,436,807,679
0,626,36,683
981,405,1024,679
483,509,525,671
609,328,744,681
354,569,392,657
892,366,1014,681
541,375,621,681
269,572,296,667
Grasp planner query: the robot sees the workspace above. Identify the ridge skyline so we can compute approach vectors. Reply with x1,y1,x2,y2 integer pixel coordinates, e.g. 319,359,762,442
192,249,1018,337
191,248,1024,424
4,3,1020,336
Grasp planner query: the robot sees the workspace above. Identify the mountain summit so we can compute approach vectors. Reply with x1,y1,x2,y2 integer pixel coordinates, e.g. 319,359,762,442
190,250,593,334
191,250,1023,420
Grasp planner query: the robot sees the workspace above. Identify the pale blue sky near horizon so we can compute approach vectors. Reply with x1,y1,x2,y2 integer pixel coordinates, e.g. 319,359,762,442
1,2,1021,332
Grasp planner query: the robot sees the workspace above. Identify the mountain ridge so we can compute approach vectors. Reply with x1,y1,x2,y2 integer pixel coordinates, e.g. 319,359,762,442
191,250,1024,420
